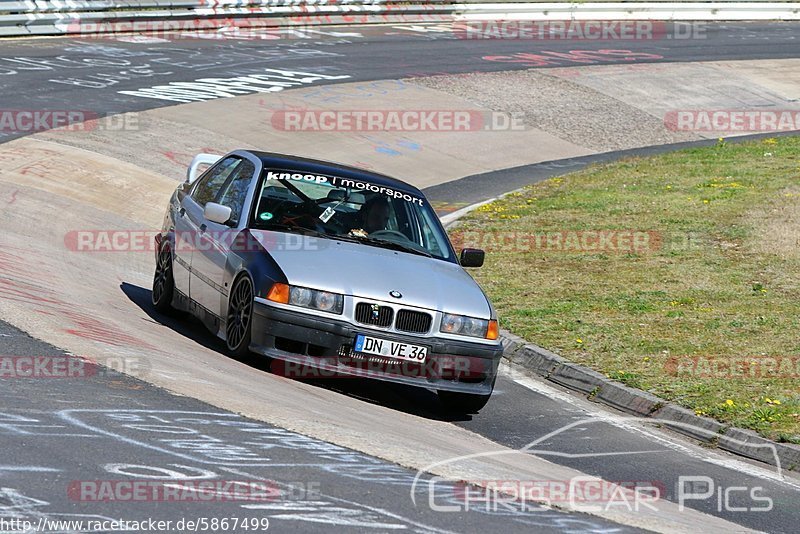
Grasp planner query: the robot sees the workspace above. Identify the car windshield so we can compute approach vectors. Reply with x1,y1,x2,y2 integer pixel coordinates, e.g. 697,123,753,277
250,168,455,262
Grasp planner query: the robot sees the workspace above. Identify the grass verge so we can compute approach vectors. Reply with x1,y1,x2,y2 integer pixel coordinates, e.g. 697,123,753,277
451,136,800,442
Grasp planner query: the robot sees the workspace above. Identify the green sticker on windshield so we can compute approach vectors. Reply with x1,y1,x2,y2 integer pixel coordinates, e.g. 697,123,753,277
259,212,273,221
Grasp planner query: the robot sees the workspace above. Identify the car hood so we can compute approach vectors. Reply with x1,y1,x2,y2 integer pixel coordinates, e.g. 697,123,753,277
251,230,492,318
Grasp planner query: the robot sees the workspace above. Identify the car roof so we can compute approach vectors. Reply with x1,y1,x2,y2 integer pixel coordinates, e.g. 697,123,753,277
249,151,423,196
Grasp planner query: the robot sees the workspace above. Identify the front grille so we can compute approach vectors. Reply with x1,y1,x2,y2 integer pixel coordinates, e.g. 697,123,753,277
355,302,393,328
395,309,433,334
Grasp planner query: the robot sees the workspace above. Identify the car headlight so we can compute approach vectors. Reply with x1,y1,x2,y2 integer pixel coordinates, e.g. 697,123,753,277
266,283,344,314
440,313,499,340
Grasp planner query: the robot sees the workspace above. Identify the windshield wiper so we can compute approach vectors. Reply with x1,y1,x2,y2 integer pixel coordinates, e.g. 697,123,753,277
373,239,433,258
339,235,432,258
255,223,328,239
259,225,434,258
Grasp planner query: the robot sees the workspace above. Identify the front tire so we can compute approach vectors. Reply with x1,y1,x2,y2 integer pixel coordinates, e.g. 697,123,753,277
226,275,254,358
438,390,493,414
152,246,175,313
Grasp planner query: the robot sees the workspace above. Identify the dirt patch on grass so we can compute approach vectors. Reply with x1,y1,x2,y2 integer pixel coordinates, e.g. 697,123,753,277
748,186,800,259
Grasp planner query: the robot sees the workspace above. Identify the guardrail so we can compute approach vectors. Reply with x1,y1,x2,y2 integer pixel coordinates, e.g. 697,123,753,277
457,2,800,21
0,1,457,37
1,1,798,38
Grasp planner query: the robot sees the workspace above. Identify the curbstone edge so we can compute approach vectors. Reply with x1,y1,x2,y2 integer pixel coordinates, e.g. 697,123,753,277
499,329,798,472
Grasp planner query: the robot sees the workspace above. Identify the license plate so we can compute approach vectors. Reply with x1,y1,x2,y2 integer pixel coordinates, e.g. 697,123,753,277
354,334,428,362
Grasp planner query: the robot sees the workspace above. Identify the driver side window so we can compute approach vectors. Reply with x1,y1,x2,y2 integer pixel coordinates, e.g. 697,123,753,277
217,160,256,226
191,157,241,207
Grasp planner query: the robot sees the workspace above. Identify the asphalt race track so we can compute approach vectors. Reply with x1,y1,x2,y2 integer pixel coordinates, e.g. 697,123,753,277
0,320,635,534
0,21,799,138
1,21,800,533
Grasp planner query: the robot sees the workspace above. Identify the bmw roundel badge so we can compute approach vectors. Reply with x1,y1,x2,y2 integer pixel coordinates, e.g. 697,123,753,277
389,291,402,299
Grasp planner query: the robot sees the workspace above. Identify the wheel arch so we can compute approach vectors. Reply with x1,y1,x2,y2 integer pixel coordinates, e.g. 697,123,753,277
223,230,288,301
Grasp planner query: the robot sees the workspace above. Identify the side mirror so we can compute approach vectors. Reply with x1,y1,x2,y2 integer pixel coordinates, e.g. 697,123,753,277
186,153,223,184
204,202,233,226
460,248,485,268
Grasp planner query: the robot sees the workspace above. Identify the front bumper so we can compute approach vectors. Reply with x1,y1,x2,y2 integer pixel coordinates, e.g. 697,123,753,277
250,302,502,395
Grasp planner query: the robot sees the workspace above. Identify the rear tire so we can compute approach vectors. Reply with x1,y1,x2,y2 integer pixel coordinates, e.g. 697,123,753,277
226,275,254,358
437,390,492,414
152,245,175,313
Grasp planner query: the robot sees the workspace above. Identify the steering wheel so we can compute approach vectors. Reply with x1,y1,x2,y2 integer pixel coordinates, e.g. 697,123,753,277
369,229,409,241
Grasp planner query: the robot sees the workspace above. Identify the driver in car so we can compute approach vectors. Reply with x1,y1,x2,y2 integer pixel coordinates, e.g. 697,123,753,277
350,196,391,236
